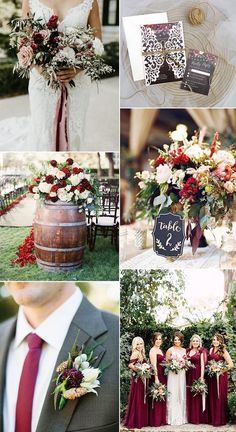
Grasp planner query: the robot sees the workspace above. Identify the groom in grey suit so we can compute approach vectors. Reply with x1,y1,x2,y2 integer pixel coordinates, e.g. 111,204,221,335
0,282,119,432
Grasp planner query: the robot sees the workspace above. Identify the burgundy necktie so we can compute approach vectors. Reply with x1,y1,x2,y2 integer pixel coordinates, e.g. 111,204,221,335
15,333,44,432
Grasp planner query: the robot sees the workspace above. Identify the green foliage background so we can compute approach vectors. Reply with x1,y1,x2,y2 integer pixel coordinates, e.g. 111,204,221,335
120,270,236,423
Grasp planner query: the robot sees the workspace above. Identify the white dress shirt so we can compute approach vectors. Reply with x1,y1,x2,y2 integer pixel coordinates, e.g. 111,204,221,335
3,288,83,432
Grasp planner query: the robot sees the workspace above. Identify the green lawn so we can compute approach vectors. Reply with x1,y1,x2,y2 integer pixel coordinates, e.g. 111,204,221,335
0,227,119,281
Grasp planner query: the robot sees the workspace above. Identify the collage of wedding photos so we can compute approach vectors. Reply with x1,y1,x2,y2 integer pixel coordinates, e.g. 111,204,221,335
1,0,236,432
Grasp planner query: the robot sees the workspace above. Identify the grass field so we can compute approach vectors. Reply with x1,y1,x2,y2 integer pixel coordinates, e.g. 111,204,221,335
0,227,119,281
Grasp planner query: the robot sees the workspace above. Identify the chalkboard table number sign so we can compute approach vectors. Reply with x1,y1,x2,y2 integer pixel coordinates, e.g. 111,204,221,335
152,213,185,257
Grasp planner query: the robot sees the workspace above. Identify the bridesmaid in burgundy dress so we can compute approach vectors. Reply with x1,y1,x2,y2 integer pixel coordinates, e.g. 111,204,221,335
149,332,167,426
208,334,233,426
123,336,149,429
186,334,208,424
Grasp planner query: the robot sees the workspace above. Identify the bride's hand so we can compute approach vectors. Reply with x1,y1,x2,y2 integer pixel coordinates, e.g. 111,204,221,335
56,67,81,83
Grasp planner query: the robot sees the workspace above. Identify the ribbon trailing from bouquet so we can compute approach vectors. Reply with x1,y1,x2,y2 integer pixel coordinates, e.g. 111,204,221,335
202,391,206,412
217,372,220,399
54,85,69,151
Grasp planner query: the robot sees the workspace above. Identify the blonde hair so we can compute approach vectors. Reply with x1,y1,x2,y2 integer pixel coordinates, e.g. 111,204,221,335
189,334,202,349
131,336,145,358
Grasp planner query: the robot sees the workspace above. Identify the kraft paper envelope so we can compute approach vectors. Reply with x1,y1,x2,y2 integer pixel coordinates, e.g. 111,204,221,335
122,12,168,81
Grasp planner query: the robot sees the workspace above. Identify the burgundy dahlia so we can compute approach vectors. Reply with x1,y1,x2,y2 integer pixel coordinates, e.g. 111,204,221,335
33,32,45,44
45,175,54,184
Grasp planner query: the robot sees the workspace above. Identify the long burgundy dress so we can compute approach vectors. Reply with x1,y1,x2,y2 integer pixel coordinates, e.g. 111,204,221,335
149,353,167,426
208,349,228,426
123,358,149,429
186,348,209,424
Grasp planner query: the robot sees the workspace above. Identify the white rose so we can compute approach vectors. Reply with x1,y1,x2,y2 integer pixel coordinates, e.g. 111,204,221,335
49,192,57,197
70,174,80,186
82,368,100,384
38,182,51,193
32,186,39,193
55,170,66,179
58,190,73,202
213,150,235,166
93,37,104,56
155,164,172,184
84,173,91,181
185,144,204,160
141,170,150,181
65,185,71,192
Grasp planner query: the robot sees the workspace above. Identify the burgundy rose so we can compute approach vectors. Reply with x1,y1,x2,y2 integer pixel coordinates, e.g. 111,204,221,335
51,185,60,193
50,196,59,202
66,158,74,165
45,175,54,184
62,167,71,178
82,179,92,191
50,160,58,167
33,32,45,44
73,167,83,174
47,15,59,30
59,180,67,188
31,42,38,51
76,185,85,193
28,185,35,193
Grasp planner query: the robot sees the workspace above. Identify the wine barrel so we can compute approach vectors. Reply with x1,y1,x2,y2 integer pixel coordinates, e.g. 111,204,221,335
34,200,87,272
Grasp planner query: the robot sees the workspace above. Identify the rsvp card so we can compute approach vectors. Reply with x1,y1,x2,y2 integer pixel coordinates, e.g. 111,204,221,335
122,12,168,81
181,49,218,95
141,21,186,86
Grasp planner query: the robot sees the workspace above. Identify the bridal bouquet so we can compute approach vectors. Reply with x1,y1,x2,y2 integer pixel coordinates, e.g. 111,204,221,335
10,14,112,90
54,336,102,410
190,379,208,396
148,382,168,404
205,360,228,377
162,355,195,375
136,129,236,253
134,362,154,383
28,157,100,210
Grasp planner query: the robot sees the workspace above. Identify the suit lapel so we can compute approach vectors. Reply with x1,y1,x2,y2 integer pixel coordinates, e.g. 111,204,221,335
36,296,107,432
0,318,16,432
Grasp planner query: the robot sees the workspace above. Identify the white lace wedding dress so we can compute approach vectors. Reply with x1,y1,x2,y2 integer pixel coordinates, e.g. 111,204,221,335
0,0,94,151
167,347,187,426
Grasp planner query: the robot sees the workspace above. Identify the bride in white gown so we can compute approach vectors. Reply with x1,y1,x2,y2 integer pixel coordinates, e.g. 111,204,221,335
166,331,187,426
3,0,102,151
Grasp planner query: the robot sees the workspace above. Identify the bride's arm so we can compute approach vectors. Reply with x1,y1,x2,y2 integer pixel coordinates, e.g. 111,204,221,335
22,0,31,17
88,0,102,41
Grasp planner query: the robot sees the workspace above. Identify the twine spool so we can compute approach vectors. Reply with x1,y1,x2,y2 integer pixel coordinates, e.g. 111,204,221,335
188,7,205,25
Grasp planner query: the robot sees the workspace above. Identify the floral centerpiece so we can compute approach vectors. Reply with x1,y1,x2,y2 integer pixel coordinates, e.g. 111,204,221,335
190,378,208,396
28,157,100,210
148,382,168,407
162,355,195,375
205,360,228,377
136,128,236,253
10,14,112,90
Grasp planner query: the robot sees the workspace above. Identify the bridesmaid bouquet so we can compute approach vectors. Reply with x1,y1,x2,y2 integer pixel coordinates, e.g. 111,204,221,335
190,379,208,396
162,355,195,375
149,382,168,405
205,360,228,377
28,157,100,210
134,362,154,383
10,14,113,90
135,128,236,254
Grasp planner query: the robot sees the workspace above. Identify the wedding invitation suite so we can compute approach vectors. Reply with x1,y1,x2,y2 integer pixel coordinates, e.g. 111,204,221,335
122,12,168,81
140,21,186,86
181,49,218,95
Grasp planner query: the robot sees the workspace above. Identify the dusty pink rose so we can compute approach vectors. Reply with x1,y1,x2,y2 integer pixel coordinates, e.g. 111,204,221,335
17,45,33,68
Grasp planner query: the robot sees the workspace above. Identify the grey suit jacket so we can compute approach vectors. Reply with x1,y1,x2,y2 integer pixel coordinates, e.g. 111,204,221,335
0,296,119,432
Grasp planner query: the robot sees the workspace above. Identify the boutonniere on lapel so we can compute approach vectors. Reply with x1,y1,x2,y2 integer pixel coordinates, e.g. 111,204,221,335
53,336,103,410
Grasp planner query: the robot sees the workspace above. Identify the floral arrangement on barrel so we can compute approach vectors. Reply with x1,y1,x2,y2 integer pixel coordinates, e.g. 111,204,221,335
136,125,236,253
10,14,112,90
28,157,100,210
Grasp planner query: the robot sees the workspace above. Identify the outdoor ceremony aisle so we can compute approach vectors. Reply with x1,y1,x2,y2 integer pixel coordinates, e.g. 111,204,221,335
0,195,35,227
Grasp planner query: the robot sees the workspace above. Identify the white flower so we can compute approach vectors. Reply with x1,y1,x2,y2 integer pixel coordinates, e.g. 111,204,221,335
57,189,73,202
140,170,150,181
171,169,185,187
80,191,90,199
155,164,172,184
81,368,100,386
213,150,235,166
74,354,90,370
138,181,146,189
185,144,205,160
32,186,39,193
93,37,104,56
54,46,76,62
224,181,234,193
55,170,66,179
33,193,40,200
38,182,51,193
87,197,93,204
65,185,72,192
70,173,84,186
84,173,91,181
49,192,57,197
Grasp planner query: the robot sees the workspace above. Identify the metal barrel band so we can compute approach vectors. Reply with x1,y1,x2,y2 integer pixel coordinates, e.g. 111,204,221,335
34,243,85,252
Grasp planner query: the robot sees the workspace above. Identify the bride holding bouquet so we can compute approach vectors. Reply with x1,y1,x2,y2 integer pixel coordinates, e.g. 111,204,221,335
14,0,108,150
